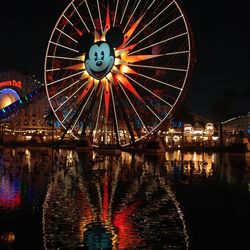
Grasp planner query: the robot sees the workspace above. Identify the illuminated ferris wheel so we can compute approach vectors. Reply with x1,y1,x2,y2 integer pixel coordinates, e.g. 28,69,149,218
44,0,195,147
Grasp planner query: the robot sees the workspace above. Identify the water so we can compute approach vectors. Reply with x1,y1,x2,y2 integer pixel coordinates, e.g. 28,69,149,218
0,147,249,249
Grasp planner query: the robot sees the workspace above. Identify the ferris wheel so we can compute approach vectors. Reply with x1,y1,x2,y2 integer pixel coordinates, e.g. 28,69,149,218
44,0,194,147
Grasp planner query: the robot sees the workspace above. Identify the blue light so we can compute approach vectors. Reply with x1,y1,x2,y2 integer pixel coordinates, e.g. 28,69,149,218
0,88,20,100
171,120,183,128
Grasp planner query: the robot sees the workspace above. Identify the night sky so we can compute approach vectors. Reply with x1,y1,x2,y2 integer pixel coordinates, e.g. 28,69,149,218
179,0,250,118
0,0,249,118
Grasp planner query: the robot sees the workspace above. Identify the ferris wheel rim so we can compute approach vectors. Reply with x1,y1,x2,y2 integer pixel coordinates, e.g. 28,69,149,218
44,0,195,147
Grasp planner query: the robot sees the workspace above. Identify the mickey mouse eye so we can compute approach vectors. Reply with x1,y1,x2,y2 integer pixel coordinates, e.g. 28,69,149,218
94,52,98,61
101,51,104,60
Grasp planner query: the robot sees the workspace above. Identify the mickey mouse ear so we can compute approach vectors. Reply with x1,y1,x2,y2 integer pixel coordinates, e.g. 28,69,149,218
77,32,94,54
105,27,124,48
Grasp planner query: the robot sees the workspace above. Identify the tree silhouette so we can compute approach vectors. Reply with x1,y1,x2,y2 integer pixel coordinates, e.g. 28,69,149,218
44,108,56,143
210,88,238,147
172,105,194,146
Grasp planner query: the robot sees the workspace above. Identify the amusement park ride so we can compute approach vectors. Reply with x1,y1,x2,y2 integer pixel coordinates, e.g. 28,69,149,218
44,0,195,148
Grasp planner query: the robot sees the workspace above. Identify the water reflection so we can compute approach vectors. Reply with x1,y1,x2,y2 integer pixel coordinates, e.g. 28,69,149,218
43,151,189,249
0,147,52,210
0,147,249,249
163,151,250,191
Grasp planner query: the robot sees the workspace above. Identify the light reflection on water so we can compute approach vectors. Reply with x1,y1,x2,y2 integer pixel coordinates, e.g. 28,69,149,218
0,147,51,210
0,147,249,249
42,151,189,249
163,150,250,191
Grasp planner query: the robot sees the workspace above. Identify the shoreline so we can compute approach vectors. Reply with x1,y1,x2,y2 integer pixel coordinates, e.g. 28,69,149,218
0,141,249,155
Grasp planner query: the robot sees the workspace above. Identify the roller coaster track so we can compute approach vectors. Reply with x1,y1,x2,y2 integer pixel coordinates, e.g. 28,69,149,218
0,86,45,120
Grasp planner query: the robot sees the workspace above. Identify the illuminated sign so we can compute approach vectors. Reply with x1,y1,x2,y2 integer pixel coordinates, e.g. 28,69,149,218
0,80,22,89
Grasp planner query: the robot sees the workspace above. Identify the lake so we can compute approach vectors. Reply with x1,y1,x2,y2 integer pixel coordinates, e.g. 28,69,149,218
0,147,249,249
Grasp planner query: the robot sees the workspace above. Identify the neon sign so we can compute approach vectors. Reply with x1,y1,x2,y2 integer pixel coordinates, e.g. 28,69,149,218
0,80,22,89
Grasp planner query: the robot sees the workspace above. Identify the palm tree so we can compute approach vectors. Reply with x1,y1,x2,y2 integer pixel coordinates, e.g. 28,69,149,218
210,88,238,147
238,87,250,114
172,105,194,146
44,108,56,144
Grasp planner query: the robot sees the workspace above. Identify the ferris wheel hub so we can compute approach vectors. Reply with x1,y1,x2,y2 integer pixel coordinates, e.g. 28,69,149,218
85,41,115,80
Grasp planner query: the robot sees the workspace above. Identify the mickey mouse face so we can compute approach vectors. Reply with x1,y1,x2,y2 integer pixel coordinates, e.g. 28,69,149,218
78,27,124,81
85,41,114,80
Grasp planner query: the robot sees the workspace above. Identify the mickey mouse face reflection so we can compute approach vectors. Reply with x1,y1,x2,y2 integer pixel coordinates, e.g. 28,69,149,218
85,42,114,80
80,27,124,80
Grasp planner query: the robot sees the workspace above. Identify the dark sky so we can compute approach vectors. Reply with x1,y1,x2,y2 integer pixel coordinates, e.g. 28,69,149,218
0,0,249,118
179,0,250,117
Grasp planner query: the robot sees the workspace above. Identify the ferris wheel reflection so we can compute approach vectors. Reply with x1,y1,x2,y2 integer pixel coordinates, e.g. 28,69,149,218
42,151,189,249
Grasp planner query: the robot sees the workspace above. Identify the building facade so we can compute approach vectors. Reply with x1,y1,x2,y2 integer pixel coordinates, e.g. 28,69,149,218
0,70,57,143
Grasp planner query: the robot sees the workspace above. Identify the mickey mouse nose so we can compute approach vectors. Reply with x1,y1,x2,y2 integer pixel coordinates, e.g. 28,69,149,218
96,61,103,67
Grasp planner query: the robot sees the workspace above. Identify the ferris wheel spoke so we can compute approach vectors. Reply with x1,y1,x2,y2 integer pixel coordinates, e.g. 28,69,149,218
165,50,189,56
85,0,96,30
49,79,80,100
60,99,89,140
49,41,79,53
110,84,121,145
125,73,173,107
80,91,98,136
119,83,149,133
146,105,162,122
55,28,78,43
129,32,188,55
146,0,157,12
71,86,96,131
62,108,73,123
123,0,141,33
94,87,104,136
47,71,84,86
47,55,82,61
113,0,120,27
71,3,90,33
128,63,187,73
121,106,136,143
119,0,129,25
45,68,61,72
124,0,173,47
114,86,136,143
63,15,74,26
138,15,183,45
96,0,103,33
136,71,183,90
54,80,88,112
